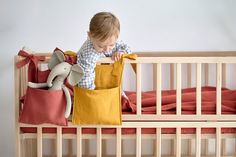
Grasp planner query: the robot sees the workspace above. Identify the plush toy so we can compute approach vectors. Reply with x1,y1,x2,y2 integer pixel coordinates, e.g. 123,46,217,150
28,49,84,118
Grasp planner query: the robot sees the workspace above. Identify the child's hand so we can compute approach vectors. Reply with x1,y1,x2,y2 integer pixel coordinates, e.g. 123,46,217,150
112,51,125,61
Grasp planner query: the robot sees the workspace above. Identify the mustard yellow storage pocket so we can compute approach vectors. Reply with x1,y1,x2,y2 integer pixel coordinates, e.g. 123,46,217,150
72,54,137,125
72,86,121,125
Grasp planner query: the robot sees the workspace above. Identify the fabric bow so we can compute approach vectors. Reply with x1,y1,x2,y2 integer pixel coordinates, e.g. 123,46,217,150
16,50,46,82
16,50,46,68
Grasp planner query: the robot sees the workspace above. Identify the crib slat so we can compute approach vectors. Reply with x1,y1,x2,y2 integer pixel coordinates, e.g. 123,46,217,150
196,63,202,115
217,63,222,115
156,128,161,157
156,63,162,115
76,127,82,157
196,127,201,157
97,128,102,157
57,127,62,157
136,128,141,157
216,127,221,157
176,128,181,157
37,127,42,157
136,63,142,115
176,63,181,115
116,128,122,157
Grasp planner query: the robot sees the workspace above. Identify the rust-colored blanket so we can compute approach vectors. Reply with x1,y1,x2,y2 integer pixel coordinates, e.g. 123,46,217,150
122,86,236,115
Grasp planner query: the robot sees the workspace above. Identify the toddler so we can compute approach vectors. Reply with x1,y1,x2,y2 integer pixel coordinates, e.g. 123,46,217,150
77,12,131,89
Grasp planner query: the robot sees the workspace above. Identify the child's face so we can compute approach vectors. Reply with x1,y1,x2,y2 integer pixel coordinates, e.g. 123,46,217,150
91,35,117,53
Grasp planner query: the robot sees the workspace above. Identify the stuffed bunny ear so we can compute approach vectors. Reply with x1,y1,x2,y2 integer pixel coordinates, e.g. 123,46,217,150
48,49,66,70
67,64,84,86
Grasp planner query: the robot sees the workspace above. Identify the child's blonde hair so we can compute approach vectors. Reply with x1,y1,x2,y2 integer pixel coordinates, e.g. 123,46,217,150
89,12,120,41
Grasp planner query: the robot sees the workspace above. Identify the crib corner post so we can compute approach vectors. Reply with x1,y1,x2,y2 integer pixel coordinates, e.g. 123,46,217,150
15,55,21,157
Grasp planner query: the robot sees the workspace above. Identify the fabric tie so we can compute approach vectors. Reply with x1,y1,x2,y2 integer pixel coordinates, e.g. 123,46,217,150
16,50,46,68
16,50,46,82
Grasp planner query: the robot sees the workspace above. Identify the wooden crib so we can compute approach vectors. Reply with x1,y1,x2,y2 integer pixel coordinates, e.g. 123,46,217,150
15,50,236,157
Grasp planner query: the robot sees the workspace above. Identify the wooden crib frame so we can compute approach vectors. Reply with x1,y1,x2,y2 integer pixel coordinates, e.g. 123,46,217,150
15,51,236,157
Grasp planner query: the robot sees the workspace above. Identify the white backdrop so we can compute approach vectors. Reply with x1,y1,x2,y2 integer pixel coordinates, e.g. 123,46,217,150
1,0,236,156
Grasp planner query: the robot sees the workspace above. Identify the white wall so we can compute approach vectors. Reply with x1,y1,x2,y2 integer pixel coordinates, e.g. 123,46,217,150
1,0,236,156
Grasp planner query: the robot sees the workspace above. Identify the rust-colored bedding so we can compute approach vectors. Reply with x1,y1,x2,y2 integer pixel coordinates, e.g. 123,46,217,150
123,86,236,114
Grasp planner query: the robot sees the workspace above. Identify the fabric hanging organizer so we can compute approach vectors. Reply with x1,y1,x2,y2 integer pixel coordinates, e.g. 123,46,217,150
17,49,77,126
72,54,137,125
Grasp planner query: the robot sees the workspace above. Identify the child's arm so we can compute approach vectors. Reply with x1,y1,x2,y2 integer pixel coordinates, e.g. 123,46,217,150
77,51,99,90
113,40,131,54
104,41,131,57
104,40,131,61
